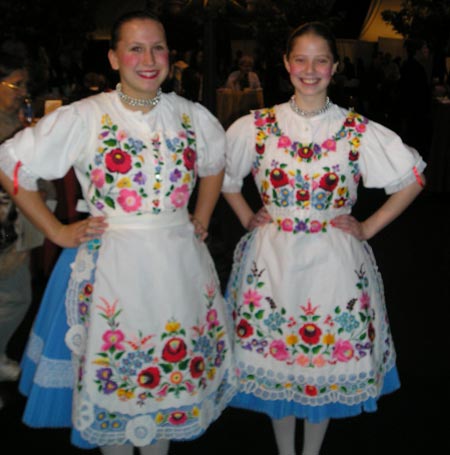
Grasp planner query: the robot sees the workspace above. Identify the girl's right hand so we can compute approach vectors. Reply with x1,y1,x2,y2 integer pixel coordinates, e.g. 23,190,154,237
53,216,108,248
247,206,272,231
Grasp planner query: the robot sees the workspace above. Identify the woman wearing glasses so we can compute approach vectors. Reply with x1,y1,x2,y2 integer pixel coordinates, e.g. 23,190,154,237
0,49,56,401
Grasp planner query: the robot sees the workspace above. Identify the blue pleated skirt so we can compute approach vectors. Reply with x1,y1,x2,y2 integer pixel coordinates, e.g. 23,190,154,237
19,247,95,449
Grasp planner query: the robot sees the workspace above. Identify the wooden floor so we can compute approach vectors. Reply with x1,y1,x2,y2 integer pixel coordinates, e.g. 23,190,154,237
1,187,449,454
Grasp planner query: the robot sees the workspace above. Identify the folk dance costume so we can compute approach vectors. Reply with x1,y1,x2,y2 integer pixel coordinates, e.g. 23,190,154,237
0,90,237,448
223,101,425,422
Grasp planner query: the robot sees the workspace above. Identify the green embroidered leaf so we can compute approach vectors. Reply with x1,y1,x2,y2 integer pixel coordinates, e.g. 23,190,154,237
105,174,114,184
161,363,173,373
179,359,189,370
103,139,117,147
104,196,115,209
312,345,322,354
255,310,264,319
300,345,310,353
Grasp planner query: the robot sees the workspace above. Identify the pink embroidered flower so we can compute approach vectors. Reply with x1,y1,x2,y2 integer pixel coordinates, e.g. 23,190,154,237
269,340,289,361
101,330,125,351
312,354,326,367
321,138,336,151
309,220,322,233
206,309,219,329
277,135,292,148
332,339,354,362
116,130,127,141
360,291,370,309
117,188,142,212
280,218,294,232
91,168,105,188
356,123,366,133
170,184,189,208
295,354,309,366
243,288,263,307
156,384,169,397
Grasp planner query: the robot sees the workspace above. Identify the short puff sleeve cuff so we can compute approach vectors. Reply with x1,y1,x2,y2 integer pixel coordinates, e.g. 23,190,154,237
193,102,226,177
358,119,427,195
0,104,87,191
222,114,254,193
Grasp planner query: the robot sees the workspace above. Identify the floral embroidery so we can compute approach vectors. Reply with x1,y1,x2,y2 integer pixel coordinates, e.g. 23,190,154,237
87,113,198,215
252,107,366,233
91,280,227,414
233,261,381,370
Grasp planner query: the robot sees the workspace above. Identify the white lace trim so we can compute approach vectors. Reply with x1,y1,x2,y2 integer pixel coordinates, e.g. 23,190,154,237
385,157,427,195
0,150,39,191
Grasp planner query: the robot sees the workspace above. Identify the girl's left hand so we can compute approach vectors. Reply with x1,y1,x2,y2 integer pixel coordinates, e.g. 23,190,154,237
330,214,366,240
190,215,208,241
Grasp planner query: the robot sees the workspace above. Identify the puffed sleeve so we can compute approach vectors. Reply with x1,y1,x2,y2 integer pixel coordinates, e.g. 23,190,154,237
0,104,87,191
192,102,226,177
359,119,427,194
222,114,254,193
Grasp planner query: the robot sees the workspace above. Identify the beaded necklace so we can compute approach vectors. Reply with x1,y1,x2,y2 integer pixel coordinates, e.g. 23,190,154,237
116,83,162,108
289,96,331,117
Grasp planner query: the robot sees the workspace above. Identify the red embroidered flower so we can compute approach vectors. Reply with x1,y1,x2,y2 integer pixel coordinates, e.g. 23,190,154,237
344,118,356,128
319,172,339,191
305,385,318,396
190,356,205,378
296,189,310,201
137,366,161,389
256,143,265,155
299,323,322,345
183,147,196,170
297,145,314,160
349,150,359,161
105,148,132,173
162,337,187,362
236,319,253,338
168,411,188,425
270,168,289,188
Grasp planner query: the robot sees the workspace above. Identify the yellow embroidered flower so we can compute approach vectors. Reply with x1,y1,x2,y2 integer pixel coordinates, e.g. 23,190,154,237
117,177,131,188
322,333,335,345
154,181,162,190
207,367,216,380
192,407,200,417
286,334,298,345
262,180,270,191
97,146,105,153
337,187,347,196
117,388,134,400
256,131,266,142
312,172,321,179
182,113,191,124
330,384,338,391
182,174,191,183
92,358,110,366
165,320,181,332
284,382,292,389
351,137,360,147
101,114,112,126
155,413,164,424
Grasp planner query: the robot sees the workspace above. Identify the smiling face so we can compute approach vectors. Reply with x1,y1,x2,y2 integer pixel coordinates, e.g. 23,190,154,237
108,18,169,101
284,32,338,108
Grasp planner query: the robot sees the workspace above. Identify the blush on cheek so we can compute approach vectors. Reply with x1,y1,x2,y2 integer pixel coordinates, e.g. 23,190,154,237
122,54,139,66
